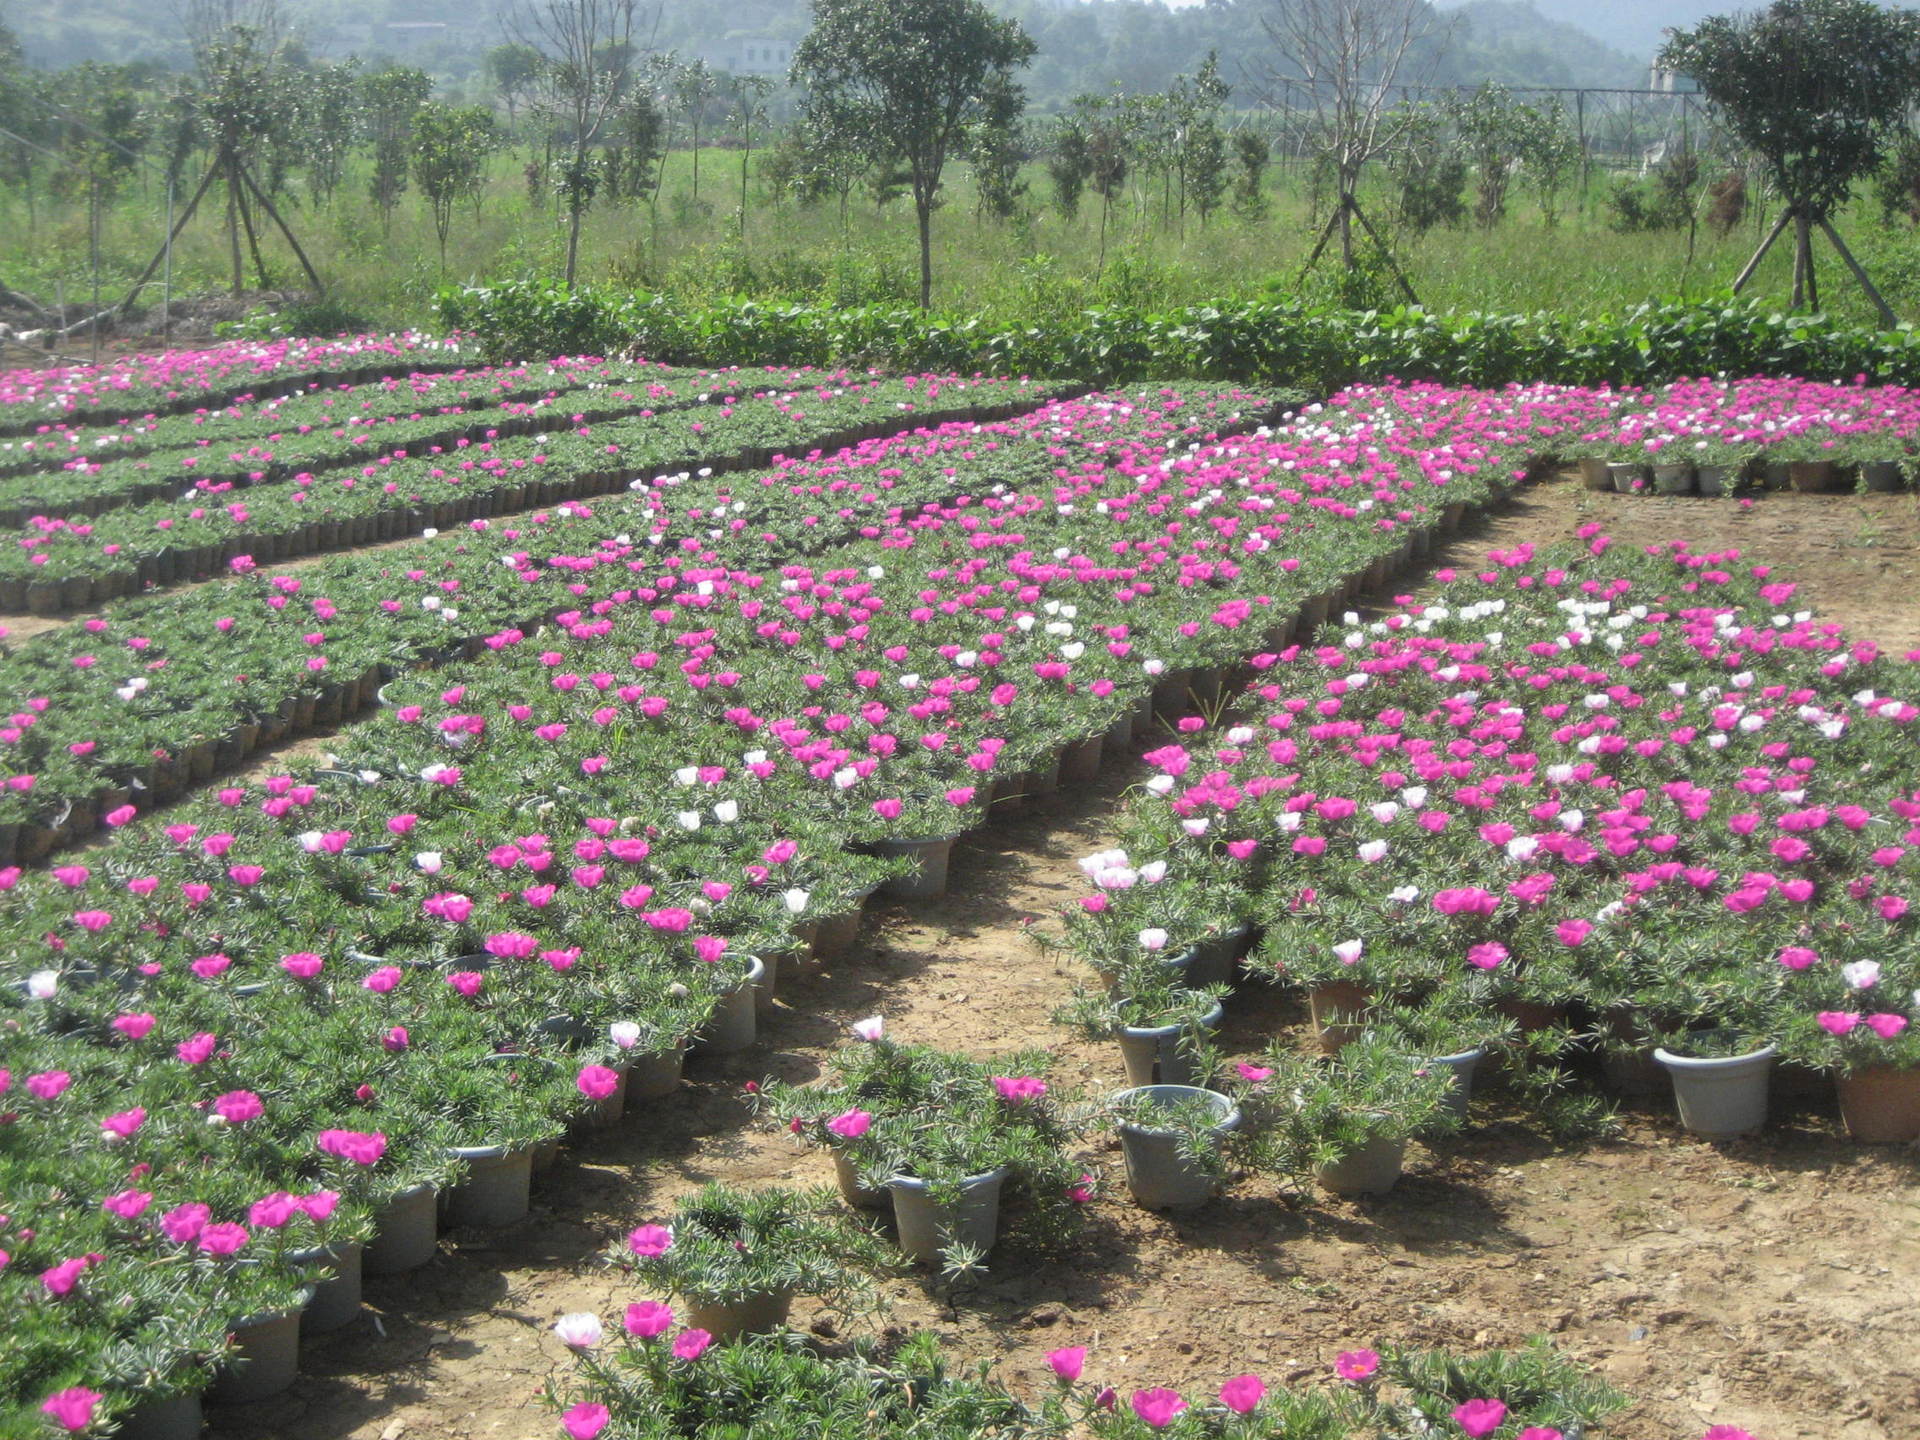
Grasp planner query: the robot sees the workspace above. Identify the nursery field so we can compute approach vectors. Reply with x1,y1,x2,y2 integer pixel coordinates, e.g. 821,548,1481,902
1,337,1917,1440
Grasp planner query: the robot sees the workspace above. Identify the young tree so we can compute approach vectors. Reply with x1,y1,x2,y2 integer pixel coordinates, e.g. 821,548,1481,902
1231,129,1271,221
672,58,720,206
487,42,544,134
730,73,774,238
1662,0,1920,316
966,68,1029,223
1258,0,1448,290
1047,115,1092,223
412,103,498,267
792,0,1036,308
296,59,361,209
519,0,636,285
1449,82,1525,228
361,67,431,236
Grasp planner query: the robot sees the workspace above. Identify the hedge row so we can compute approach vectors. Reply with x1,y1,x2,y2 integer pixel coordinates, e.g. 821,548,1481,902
435,280,1920,393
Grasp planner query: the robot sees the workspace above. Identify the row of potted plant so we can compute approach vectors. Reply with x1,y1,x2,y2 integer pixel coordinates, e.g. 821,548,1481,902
1072,531,1920,1143
0,333,472,431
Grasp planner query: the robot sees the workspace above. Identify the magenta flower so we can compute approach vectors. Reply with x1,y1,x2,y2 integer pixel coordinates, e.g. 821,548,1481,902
625,1299,674,1338
1465,941,1508,970
1334,1349,1380,1381
40,1254,100,1297
39,1387,103,1433
1700,1428,1755,1440
1130,1387,1187,1428
1817,1011,1861,1035
561,1402,610,1440
316,1128,387,1165
102,1189,153,1219
1045,1345,1086,1381
160,1202,211,1244
826,1109,873,1140
1453,1398,1508,1436
111,1013,156,1041
1220,1374,1266,1413
197,1222,250,1257
176,1033,217,1064
25,1071,72,1100
281,952,325,979
991,1075,1047,1105
100,1107,146,1141
362,965,403,993
382,1026,410,1052
1776,946,1818,971
1865,1013,1909,1039
672,1327,713,1360
577,1064,620,1101
1517,1429,1564,1440
213,1091,263,1125
627,1223,673,1257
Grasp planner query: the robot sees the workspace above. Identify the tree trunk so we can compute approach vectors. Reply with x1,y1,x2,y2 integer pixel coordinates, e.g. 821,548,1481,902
1791,210,1811,310
916,193,933,310
566,199,583,286
226,165,244,297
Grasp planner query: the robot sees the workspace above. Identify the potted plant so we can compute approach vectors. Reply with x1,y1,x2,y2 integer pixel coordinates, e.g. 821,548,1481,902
615,1183,892,1340
1100,1084,1241,1209
1238,1035,1460,1197
1775,990,1920,1144
1056,975,1226,1088
1651,1024,1777,1137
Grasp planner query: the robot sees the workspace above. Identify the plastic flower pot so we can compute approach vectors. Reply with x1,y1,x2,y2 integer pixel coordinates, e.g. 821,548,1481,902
1026,753,1063,797
751,950,780,1020
1151,669,1193,721
1307,981,1372,1054
1787,459,1840,493
1653,1042,1776,1136
810,908,863,961
209,1290,310,1405
1112,1085,1241,1209
1861,460,1906,493
1184,927,1250,989
1650,462,1695,495
1695,464,1735,497
287,1240,363,1335
684,1288,796,1341
362,1183,438,1275
444,1143,535,1227
889,1167,1009,1264
1578,457,1612,491
532,1137,562,1172
1600,1044,1668,1097
119,1388,204,1440
1425,1047,1486,1121
1607,461,1648,493
872,835,956,900
1315,1134,1408,1197
1116,1001,1225,1087
1836,1066,1920,1143
698,954,765,1054
1105,710,1135,752
1131,689,1155,733
625,1041,686,1101
833,1149,891,1210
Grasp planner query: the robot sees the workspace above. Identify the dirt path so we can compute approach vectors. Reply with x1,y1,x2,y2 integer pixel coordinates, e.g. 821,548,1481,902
210,477,1920,1440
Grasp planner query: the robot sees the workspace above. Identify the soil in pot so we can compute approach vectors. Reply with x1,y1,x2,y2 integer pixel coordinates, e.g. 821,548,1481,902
889,1168,1008,1264
1653,1042,1776,1136
1836,1066,1920,1143
362,1184,439,1275
1113,1085,1240,1209
1315,1134,1407,1197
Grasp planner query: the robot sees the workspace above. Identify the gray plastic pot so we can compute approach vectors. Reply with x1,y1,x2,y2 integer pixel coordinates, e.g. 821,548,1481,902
1061,733,1105,783
1695,464,1735,497
118,1389,205,1440
362,1183,438,1275
209,1291,310,1405
1105,710,1135,751
1315,1134,1408,1197
1653,1042,1775,1136
1651,462,1695,495
872,835,957,900
1608,461,1648,493
1113,1085,1241,1209
684,1288,795,1341
751,949,779,1020
1183,927,1249,988
833,1149,891,1210
625,1041,687,1100
1116,1002,1225,1087
444,1143,535,1227
287,1239,363,1334
698,955,765,1054
1425,1047,1486,1121
811,908,862,960
889,1166,1008,1264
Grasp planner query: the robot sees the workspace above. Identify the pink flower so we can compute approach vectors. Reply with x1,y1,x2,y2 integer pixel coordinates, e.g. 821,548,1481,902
101,1189,153,1219
672,1327,713,1360
1555,919,1592,948
625,1299,674,1338
213,1091,264,1124
852,1015,885,1042
561,1403,610,1440
40,1388,103,1433
1865,1013,1909,1039
1045,1346,1086,1382
1453,1398,1508,1436
100,1107,146,1140
176,1033,216,1064
826,1109,873,1139
1236,1062,1274,1083
1130,1387,1187,1428
26,1071,71,1100
160,1202,211,1244
1466,941,1508,970
447,970,484,997
1701,1429,1754,1440
577,1064,620,1100
992,1075,1047,1105
628,1223,673,1257
40,1254,101,1296
1334,1349,1380,1381
281,952,324,979
197,1222,250,1256
382,1026,410,1052
362,965,403,993
316,1128,387,1165
1220,1374,1266,1413
1518,1429,1564,1440
1776,946,1818,971
1817,1011,1861,1036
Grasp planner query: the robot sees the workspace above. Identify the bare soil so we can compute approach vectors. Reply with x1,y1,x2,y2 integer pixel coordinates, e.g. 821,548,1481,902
181,475,1920,1440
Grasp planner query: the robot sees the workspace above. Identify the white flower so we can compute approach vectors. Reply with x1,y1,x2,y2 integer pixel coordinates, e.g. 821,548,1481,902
1400,786,1428,809
832,767,858,790
1370,801,1400,824
852,1015,885,1042
1357,839,1389,864
674,766,699,785
712,800,739,823
414,851,443,875
782,888,810,915
1842,960,1881,990
1275,811,1302,833
297,831,325,853
1557,809,1585,832
609,1021,642,1050
1506,836,1540,863
1226,726,1254,745
1388,885,1419,905
676,811,701,831
1138,860,1168,884
1181,818,1210,837
1145,775,1175,795
1333,940,1364,965
1143,659,1166,676
26,969,59,999
553,1313,603,1349
1138,928,1169,952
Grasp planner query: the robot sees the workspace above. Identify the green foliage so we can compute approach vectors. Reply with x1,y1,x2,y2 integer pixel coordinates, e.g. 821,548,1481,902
360,66,432,233
412,103,499,265
1662,0,1920,222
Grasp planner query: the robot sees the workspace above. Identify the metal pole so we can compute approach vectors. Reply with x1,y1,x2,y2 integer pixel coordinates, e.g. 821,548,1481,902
163,175,174,351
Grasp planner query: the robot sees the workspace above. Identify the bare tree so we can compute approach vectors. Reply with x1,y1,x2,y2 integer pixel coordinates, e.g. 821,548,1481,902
1257,0,1448,296
516,0,638,286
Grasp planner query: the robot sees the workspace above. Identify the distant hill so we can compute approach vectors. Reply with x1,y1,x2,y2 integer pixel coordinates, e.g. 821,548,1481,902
1435,0,1726,62
1441,1,1647,89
